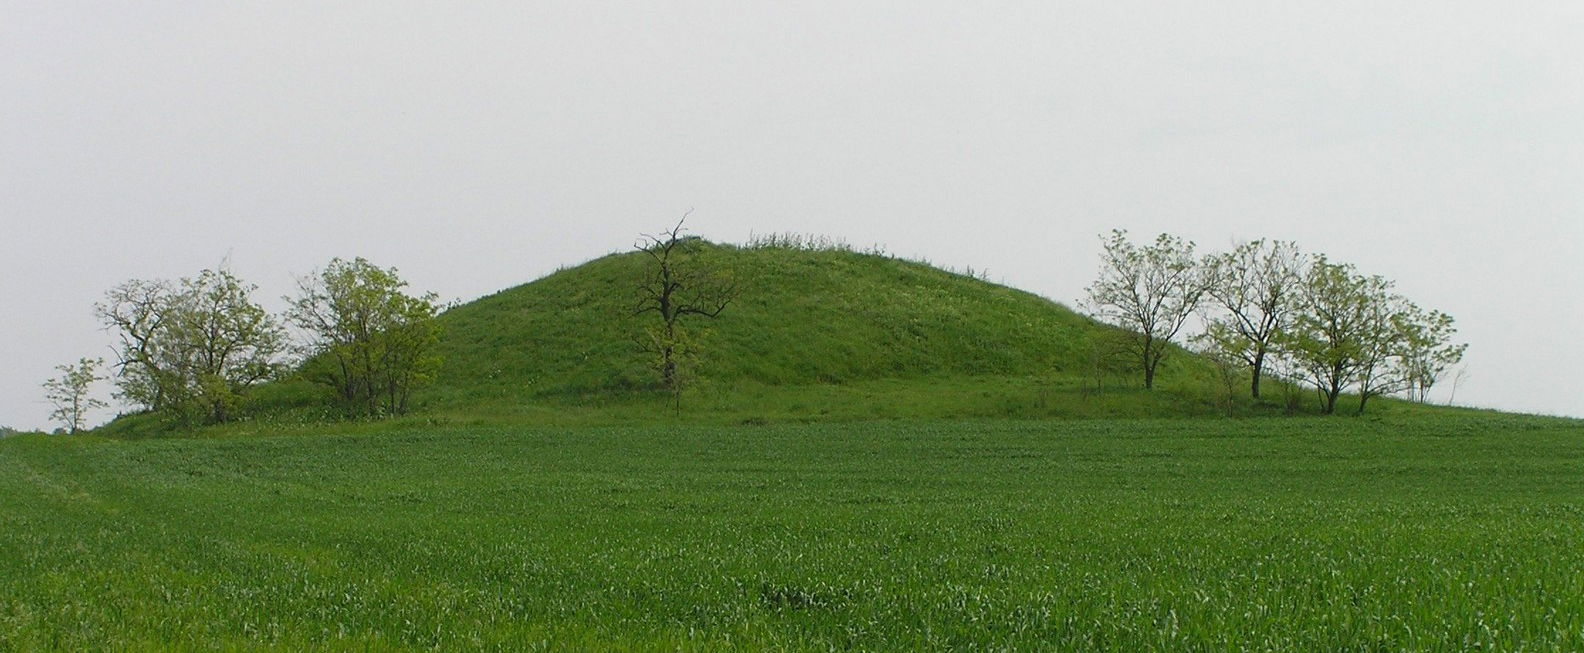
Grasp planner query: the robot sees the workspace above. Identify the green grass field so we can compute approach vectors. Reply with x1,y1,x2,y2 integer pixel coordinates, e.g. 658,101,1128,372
5,412,1582,650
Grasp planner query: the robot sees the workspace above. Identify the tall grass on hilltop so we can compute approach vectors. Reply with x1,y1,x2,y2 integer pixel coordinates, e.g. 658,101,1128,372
745,231,862,253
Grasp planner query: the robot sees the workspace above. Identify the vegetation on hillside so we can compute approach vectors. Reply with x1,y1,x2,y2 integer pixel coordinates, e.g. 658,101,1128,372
286,258,442,417
1087,231,1465,415
77,260,439,432
50,228,1471,434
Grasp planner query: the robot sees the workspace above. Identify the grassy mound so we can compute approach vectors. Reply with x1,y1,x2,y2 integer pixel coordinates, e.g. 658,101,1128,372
102,240,1392,435
411,242,1220,418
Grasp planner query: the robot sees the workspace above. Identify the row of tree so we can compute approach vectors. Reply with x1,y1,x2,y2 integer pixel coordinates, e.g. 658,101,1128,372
1085,231,1466,414
45,258,441,431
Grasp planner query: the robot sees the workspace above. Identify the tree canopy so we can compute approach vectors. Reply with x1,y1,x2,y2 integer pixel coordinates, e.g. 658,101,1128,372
97,269,285,425
1084,230,1209,390
287,257,441,417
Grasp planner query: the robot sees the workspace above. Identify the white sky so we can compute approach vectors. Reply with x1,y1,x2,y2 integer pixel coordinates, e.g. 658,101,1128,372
3,1,1581,430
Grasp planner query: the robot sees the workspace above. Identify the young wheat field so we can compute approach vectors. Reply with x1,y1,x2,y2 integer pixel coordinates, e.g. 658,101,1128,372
2,412,1581,650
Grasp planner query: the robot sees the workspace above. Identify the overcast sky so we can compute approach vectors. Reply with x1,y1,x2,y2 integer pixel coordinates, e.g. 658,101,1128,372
4,1,1581,430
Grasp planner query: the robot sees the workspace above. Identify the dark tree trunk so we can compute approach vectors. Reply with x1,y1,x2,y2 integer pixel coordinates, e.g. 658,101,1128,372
1250,348,1265,399
659,318,678,391
1141,335,1156,389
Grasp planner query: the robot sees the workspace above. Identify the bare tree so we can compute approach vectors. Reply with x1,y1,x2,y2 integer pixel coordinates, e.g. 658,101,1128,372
1446,365,1471,406
633,215,739,408
43,357,107,434
1201,239,1303,399
1265,353,1306,415
1084,230,1209,389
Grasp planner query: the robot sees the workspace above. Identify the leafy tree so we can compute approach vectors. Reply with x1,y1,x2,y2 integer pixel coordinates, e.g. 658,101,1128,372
1352,295,1466,414
1277,256,1467,415
1352,289,1415,415
1278,257,1374,414
633,216,738,409
287,257,441,416
96,279,178,411
1396,305,1466,403
173,270,287,422
97,269,285,424
1084,230,1209,389
1201,239,1303,398
43,357,107,434
1278,256,1421,415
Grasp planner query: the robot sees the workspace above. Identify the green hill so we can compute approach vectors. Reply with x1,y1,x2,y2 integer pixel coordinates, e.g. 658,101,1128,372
107,239,1397,435
387,241,1236,423
435,244,1086,392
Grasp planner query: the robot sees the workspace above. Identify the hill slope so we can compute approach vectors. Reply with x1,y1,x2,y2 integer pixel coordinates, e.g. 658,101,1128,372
416,242,1211,416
